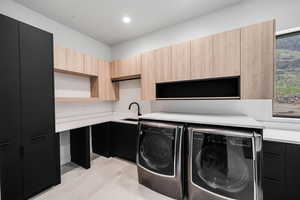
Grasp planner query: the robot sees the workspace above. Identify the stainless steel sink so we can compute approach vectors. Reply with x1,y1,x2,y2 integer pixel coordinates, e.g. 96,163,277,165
123,118,139,122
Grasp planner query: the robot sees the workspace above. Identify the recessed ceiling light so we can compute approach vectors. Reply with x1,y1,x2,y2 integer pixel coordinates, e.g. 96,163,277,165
122,16,131,24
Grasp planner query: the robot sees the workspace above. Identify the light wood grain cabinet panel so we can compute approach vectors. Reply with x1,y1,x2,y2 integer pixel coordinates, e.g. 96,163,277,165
171,41,191,81
213,29,241,77
141,51,156,100
241,20,275,99
66,48,84,73
84,55,98,76
98,59,119,101
111,55,141,80
154,46,172,83
191,35,213,79
54,44,67,71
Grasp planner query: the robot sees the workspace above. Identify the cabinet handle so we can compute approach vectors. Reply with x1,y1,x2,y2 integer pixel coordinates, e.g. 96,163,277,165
31,134,47,141
0,141,10,148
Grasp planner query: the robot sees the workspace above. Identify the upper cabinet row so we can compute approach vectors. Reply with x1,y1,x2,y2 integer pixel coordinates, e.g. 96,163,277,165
139,20,275,100
53,20,274,102
54,45,119,101
111,55,141,80
54,45,98,76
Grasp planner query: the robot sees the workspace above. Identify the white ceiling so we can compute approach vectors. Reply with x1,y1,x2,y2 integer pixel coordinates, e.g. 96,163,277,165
14,0,242,45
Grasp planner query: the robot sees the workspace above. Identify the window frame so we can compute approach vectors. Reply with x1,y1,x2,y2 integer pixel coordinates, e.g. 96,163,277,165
273,28,300,118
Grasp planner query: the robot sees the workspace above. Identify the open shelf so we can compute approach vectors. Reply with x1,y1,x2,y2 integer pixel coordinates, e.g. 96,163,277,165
156,76,240,99
55,97,99,102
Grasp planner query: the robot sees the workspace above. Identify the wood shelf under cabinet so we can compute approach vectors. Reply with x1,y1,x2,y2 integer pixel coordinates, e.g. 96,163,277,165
54,68,98,77
55,97,99,102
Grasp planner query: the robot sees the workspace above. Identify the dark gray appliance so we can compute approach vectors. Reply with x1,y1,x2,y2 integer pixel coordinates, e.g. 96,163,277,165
188,126,262,200
137,121,184,199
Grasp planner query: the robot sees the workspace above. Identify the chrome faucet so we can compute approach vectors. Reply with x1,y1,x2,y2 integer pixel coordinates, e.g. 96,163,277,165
128,102,141,116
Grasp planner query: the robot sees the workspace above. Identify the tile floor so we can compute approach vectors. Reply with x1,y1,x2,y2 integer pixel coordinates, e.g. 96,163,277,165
31,157,172,200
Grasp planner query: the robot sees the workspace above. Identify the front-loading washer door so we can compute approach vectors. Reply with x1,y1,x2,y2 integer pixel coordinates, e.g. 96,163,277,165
138,123,177,176
191,130,255,200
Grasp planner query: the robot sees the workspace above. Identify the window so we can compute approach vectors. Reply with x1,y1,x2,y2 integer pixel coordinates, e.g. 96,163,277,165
274,31,300,118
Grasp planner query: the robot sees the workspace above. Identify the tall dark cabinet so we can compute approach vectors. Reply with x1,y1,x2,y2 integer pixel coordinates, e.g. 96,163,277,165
0,14,60,200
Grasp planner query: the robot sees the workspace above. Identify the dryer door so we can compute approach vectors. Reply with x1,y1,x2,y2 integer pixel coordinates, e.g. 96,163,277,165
190,128,259,200
137,123,179,177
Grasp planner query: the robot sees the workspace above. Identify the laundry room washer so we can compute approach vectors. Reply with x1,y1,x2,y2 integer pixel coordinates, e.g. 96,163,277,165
187,126,262,200
137,120,184,200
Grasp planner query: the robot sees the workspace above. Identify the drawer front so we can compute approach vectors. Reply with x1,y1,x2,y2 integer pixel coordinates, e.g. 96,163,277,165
263,141,285,156
263,154,284,181
263,178,284,200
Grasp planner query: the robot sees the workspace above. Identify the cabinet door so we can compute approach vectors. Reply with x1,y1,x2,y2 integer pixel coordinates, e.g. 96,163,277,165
241,20,275,99
91,122,111,157
111,55,141,79
0,14,22,200
112,122,138,162
263,141,285,200
141,51,156,100
84,54,98,76
70,127,91,169
53,44,67,71
19,22,60,198
171,41,191,81
66,48,84,73
155,46,172,83
213,29,241,78
0,143,22,200
286,144,300,199
191,35,213,79
98,59,119,100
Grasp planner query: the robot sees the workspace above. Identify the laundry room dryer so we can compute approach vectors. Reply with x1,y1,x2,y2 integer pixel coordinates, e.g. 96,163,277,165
187,126,262,200
137,120,185,200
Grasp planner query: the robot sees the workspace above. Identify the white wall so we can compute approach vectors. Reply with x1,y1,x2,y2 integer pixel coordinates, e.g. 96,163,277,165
0,0,114,165
111,0,300,129
113,79,152,115
111,0,300,60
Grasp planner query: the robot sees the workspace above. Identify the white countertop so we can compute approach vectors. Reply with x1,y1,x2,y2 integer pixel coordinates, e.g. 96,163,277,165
55,111,300,145
140,112,264,129
56,112,138,132
263,129,300,144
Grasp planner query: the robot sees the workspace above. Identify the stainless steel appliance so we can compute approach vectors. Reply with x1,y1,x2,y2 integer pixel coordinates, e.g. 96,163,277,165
188,126,262,200
137,121,184,199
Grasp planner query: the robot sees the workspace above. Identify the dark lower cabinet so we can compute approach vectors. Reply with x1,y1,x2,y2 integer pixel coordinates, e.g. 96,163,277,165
0,14,60,200
285,144,300,199
70,127,91,169
263,141,300,200
23,134,60,198
111,122,138,162
91,122,138,163
92,122,112,158
0,143,22,200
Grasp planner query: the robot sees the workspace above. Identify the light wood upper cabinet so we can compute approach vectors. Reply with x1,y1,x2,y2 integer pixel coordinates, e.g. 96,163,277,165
84,55,98,76
54,44,67,71
111,55,141,80
98,59,119,101
241,20,275,99
171,41,191,81
155,46,172,83
191,35,213,79
212,29,241,78
141,51,156,100
66,48,84,73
